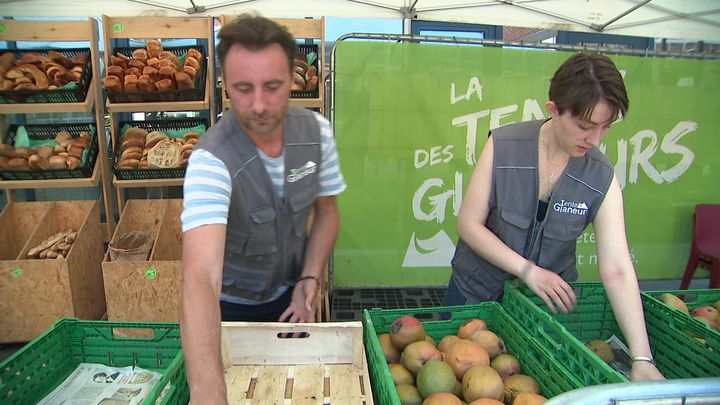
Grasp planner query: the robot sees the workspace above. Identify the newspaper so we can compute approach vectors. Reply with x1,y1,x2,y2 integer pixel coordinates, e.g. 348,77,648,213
604,334,633,378
38,363,170,405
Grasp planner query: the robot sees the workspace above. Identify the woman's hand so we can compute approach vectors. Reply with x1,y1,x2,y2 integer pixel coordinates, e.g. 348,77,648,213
523,263,576,313
630,361,665,381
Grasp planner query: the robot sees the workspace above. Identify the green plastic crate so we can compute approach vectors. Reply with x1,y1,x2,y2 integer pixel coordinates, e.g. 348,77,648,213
0,318,188,405
642,288,720,338
503,281,720,384
363,302,582,405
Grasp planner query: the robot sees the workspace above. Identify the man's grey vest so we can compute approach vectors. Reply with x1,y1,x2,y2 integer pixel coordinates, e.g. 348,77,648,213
196,105,321,301
452,120,614,303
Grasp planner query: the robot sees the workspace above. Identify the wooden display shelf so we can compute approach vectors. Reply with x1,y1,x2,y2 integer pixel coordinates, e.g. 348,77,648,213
112,176,184,189
0,159,100,190
106,98,208,114
0,81,95,114
222,96,322,111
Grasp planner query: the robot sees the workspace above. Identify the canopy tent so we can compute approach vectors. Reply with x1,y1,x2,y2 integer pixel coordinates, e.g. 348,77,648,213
1,0,719,42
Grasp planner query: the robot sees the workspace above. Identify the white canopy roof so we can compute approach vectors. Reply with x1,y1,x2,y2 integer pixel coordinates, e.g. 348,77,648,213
2,0,718,42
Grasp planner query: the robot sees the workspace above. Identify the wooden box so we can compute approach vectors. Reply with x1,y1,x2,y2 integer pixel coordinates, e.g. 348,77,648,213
0,201,105,343
102,199,183,325
221,321,373,405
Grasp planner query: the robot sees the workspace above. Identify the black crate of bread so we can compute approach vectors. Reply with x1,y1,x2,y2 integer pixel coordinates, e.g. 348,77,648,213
0,122,98,180
113,118,208,180
291,44,320,99
104,43,206,103
0,48,93,104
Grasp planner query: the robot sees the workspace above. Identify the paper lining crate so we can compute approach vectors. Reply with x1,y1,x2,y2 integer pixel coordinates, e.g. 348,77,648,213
0,201,105,343
221,321,373,404
102,199,183,334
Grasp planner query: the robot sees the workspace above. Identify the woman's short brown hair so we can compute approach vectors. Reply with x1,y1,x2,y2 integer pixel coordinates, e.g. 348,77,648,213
216,13,297,73
549,52,628,122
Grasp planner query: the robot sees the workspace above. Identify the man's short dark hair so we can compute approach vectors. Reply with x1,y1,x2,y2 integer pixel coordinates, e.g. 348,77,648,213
549,52,629,122
216,14,297,73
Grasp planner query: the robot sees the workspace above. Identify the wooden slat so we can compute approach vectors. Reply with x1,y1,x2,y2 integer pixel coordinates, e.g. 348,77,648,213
328,364,366,405
0,82,94,114
291,365,324,405
224,365,256,403
112,177,185,188
272,18,323,38
102,16,211,39
0,19,93,42
105,99,209,113
0,158,99,190
251,365,288,404
222,321,361,366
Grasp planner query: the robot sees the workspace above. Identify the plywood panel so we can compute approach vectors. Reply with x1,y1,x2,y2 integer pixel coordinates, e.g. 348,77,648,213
152,199,182,261
0,202,50,261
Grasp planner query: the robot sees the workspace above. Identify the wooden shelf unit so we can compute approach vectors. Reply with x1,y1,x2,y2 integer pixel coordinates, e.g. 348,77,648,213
219,16,326,114
0,18,116,238
101,15,216,213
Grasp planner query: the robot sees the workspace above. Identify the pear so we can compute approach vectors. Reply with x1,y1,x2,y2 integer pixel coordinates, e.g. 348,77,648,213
659,293,689,314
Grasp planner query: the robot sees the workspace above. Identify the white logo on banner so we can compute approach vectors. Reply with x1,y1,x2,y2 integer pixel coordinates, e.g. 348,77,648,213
402,231,456,267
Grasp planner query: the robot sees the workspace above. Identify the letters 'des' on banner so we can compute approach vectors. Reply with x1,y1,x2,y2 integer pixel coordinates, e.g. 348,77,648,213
333,41,720,288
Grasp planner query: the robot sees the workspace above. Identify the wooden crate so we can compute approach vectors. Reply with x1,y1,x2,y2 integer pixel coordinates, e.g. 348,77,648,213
102,199,183,326
0,200,105,343
221,321,373,405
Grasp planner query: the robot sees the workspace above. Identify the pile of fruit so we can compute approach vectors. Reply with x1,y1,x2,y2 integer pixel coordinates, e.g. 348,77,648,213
659,292,720,331
379,315,547,405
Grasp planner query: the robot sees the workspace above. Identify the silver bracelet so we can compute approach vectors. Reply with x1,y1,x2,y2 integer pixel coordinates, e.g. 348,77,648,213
632,356,655,365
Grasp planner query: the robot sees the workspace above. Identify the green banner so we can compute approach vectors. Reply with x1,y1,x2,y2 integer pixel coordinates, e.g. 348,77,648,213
333,41,720,288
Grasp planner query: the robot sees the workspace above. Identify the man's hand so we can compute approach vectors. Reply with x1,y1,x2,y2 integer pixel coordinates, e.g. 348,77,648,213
279,278,317,323
630,361,665,381
523,264,576,314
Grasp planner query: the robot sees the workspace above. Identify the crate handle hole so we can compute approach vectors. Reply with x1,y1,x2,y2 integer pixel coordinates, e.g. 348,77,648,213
111,327,157,339
276,332,310,339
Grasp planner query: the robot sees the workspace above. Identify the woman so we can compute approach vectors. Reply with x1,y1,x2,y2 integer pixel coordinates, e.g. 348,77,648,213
444,52,664,381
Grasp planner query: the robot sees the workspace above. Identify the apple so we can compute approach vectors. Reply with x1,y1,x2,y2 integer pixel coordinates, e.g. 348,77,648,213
691,306,719,322
693,315,719,330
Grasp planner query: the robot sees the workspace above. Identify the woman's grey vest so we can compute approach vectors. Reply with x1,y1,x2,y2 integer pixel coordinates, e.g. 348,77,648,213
452,120,614,303
195,106,321,301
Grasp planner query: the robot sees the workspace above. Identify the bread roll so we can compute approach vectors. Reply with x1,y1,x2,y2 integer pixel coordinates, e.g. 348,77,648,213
184,56,200,70
306,75,318,91
103,75,123,92
146,57,160,69
132,48,148,63
147,40,163,59
71,54,87,66
72,137,90,150
128,59,146,70
305,65,318,78
48,50,73,69
139,158,149,169
183,131,201,142
142,66,160,82
118,158,140,169
0,156,9,169
125,67,142,78
124,75,140,92
182,66,197,80
293,72,306,88
121,137,145,151
124,127,149,139
185,137,198,146
0,52,14,78
154,79,174,92
158,66,175,81
145,131,169,148
28,154,50,170
8,157,29,170
175,71,193,90
121,147,143,161
17,64,49,89
115,52,130,62
68,145,85,159
49,155,67,169
66,156,81,170
159,51,181,70
12,147,31,159
36,145,54,159
0,79,14,91
79,131,91,139
137,75,155,93
291,82,304,91
157,58,174,69
53,145,66,154
52,70,78,88
111,55,128,69
107,65,125,80
187,48,202,61
0,144,13,157
54,131,72,143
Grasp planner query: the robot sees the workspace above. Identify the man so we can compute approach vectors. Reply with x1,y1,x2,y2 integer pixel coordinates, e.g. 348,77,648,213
180,14,346,403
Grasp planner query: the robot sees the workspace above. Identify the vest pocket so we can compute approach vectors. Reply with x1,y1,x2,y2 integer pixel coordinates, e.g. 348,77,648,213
538,221,584,276
245,206,278,255
498,208,532,254
289,188,317,237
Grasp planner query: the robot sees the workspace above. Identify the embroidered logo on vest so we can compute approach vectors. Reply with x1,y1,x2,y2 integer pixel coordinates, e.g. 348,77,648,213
553,200,589,216
287,161,317,183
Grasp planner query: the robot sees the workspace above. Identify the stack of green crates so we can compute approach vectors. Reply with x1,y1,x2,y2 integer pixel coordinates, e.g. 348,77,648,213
503,281,720,383
364,302,582,404
642,288,720,339
0,318,188,404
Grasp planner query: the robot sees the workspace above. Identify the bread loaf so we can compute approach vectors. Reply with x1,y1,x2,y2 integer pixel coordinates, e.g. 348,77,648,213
137,75,155,93
48,155,67,169
12,147,31,159
147,40,163,59
125,67,142,78
118,158,140,169
142,66,160,82
103,75,123,93
8,157,29,170
145,131,169,148
184,56,200,70
107,65,125,80
182,66,197,80
72,137,90,150
28,154,50,170
146,57,160,69
154,79,174,92
158,66,175,81
48,50,73,69
66,156,81,170
159,51,181,70
132,49,148,63
0,144,13,157
127,59,146,70
36,145,54,159
175,71,194,90
124,75,140,92
110,55,128,69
